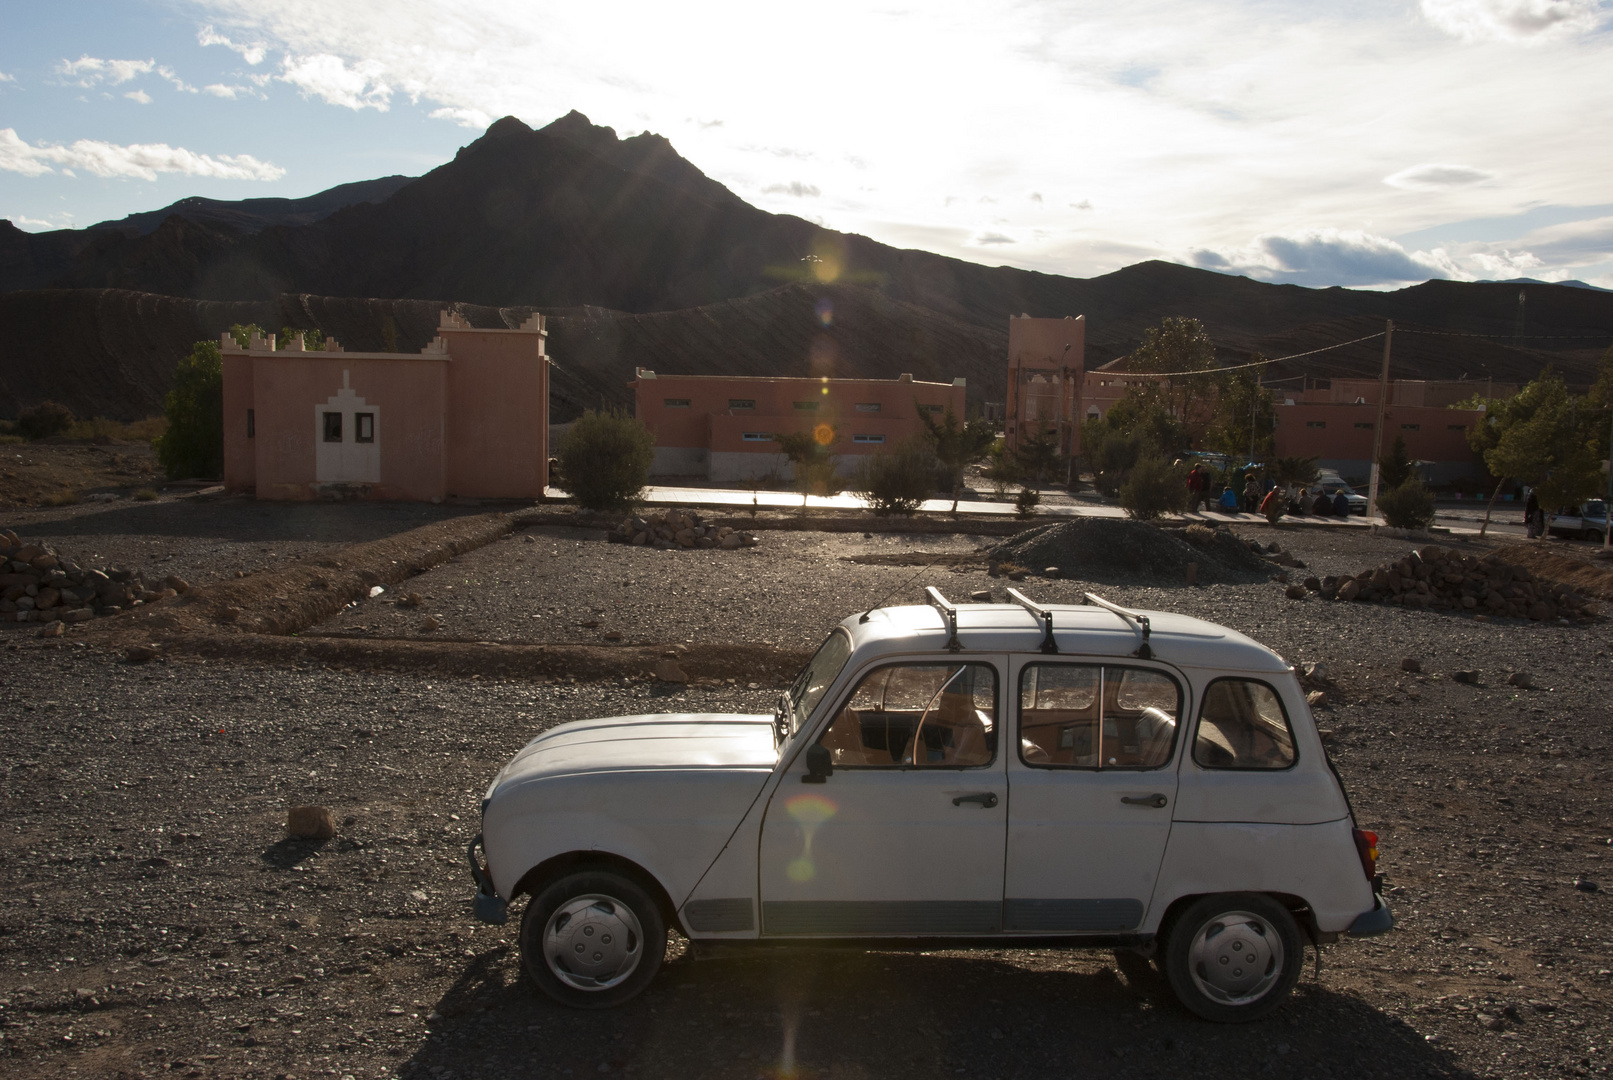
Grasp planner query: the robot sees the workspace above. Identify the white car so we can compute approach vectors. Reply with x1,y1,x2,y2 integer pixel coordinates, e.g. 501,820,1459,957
1547,501,1610,543
470,589,1392,1021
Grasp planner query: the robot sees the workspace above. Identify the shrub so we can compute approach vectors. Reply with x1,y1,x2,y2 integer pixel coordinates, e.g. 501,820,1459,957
18,400,76,440
1378,476,1437,529
40,489,80,506
851,439,937,516
1120,453,1185,521
134,488,160,501
154,341,224,479
555,409,655,512
1014,486,1041,519
1184,523,1216,546
773,428,843,506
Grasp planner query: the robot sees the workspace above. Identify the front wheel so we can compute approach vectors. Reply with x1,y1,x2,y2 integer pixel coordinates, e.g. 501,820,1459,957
520,869,666,1009
1163,894,1303,1022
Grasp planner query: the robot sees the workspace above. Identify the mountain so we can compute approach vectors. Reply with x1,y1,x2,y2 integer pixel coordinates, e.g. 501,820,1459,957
86,175,415,237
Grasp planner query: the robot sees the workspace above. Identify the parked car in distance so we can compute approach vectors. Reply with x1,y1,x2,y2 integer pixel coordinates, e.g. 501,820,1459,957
1306,477,1369,516
471,589,1392,1021
1548,501,1610,542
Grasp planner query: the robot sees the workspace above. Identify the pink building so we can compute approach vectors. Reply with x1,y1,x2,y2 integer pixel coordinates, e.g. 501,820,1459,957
1272,398,1483,485
223,311,550,501
1004,314,1085,458
630,370,966,482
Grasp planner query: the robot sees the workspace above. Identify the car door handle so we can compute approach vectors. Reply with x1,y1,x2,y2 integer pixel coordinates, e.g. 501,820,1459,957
952,792,999,808
1121,794,1168,808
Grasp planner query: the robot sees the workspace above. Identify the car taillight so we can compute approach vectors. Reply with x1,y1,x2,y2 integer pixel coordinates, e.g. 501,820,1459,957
1353,828,1379,882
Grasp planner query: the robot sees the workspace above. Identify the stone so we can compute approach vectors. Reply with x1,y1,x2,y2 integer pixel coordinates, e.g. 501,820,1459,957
1575,878,1599,893
603,630,623,642
1528,602,1549,620
124,644,159,663
1338,579,1361,602
1452,670,1480,685
653,659,689,684
969,590,992,602
1304,661,1329,681
61,608,93,623
719,533,741,550
1400,657,1421,673
420,615,442,632
1303,577,1320,592
1507,671,1534,689
1306,690,1327,707
36,620,64,638
1043,566,1060,578
286,805,336,842
1008,570,1029,582
1474,614,1491,623
1285,584,1307,600
162,575,190,594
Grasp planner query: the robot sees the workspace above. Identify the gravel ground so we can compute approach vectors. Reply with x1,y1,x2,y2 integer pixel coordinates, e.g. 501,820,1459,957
3,515,1613,1079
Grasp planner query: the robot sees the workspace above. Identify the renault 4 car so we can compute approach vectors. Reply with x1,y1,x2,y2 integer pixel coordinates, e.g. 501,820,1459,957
469,589,1392,1021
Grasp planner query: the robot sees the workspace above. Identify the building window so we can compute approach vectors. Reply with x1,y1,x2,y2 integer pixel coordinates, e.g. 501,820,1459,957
853,434,885,444
1448,424,1466,432
355,413,375,443
323,412,342,442
741,432,773,442
729,399,755,410
793,401,819,411
246,408,255,438
1306,420,1326,429
855,402,881,413
1354,422,1374,430
918,404,944,414
1401,423,1420,431
664,398,691,408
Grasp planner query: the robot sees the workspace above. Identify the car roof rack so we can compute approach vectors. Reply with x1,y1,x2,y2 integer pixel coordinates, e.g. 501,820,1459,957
1082,592,1153,660
1005,588,1059,654
924,586,964,653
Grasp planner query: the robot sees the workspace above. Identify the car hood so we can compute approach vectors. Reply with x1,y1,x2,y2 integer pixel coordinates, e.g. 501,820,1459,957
493,712,778,788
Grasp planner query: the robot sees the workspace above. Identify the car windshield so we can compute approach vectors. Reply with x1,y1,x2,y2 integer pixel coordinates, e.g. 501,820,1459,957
1586,501,1607,518
782,628,854,742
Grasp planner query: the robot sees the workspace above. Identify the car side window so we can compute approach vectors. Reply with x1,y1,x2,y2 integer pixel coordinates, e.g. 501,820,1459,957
1194,678,1296,770
1018,664,1180,769
819,663,996,768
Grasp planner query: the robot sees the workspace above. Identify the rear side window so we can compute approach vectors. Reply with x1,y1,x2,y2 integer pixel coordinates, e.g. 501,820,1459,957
1018,664,1180,770
1194,678,1296,770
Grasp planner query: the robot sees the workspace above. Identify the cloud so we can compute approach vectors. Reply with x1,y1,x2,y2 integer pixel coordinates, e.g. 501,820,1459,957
1192,228,1460,286
124,89,152,105
1482,214,1613,264
58,56,155,86
279,53,390,111
428,105,491,128
1384,163,1495,189
976,232,1016,245
762,181,820,197
198,24,267,65
1419,0,1605,43
204,83,241,98
0,128,285,181
0,71,15,84
156,66,197,93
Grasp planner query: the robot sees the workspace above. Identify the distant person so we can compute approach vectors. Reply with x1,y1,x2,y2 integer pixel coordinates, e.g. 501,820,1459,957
1334,490,1350,517
1185,465,1208,513
1525,490,1542,538
1312,491,1331,517
1218,486,1239,512
1259,486,1284,525
1243,474,1263,513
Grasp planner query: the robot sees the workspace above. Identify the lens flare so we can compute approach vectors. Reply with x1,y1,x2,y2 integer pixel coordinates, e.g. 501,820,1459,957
812,423,834,446
815,297,834,326
784,793,837,883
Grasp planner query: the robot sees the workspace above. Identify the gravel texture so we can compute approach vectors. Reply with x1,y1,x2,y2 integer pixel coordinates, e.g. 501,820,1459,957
2,514,1613,1079
987,518,1273,584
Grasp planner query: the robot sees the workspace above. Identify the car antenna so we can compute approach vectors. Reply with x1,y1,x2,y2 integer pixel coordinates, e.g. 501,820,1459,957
1082,592,1153,659
858,557,953,624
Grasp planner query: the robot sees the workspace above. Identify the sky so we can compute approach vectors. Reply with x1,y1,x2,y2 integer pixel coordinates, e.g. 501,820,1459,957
2,0,1611,291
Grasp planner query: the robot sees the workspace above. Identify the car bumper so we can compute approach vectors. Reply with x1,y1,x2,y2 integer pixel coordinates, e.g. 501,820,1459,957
1346,896,1394,937
467,833,508,925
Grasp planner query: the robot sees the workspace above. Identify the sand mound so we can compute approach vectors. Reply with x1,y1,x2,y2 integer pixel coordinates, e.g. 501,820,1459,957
987,519,1272,586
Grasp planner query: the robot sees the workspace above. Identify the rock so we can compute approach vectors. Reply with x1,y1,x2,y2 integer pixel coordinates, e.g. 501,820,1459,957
969,589,992,602
1306,690,1327,707
719,533,741,550
124,644,159,663
1474,614,1491,623
1400,657,1422,673
163,575,189,594
1304,661,1329,681
1575,878,1599,893
61,608,93,623
1339,579,1361,602
653,659,689,683
420,615,441,632
1043,566,1060,578
603,630,623,642
36,620,64,638
1528,601,1550,620
1303,577,1320,592
286,805,336,842
1284,584,1307,600
1452,670,1480,685
1008,570,1029,581
1507,671,1534,689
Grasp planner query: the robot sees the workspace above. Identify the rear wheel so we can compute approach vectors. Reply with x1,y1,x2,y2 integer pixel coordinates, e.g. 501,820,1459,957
1163,893,1303,1022
519,869,665,1009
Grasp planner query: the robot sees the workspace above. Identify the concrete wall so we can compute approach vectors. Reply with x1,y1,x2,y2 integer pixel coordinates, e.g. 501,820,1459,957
1274,402,1482,480
441,315,549,499
222,351,256,491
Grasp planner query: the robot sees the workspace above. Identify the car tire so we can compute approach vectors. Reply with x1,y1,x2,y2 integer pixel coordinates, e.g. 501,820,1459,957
520,869,666,1009
1163,893,1303,1022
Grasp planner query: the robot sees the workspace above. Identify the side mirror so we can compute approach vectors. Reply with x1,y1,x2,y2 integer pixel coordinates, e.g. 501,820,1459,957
802,743,833,784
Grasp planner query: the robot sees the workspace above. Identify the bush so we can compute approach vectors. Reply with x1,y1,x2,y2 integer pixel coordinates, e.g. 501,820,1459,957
154,341,224,479
555,409,654,512
1120,453,1185,521
17,401,76,440
851,439,937,516
1014,486,1041,519
1378,477,1437,529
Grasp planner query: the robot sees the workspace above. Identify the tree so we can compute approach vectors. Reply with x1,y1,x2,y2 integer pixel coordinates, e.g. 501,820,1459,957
1124,316,1221,439
1269,456,1320,503
918,405,995,512
555,409,654,512
1013,424,1062,486
774,426,842,507
850,438,936,515
1378,477,1437,529
1205,368,1275,462
277,326,324,351
227,323,266,348
1467,370,1603,535
154,340,224,479
1378,434,1414,490
1120,452,1186,521
982,439,1023,499
16,401,75,440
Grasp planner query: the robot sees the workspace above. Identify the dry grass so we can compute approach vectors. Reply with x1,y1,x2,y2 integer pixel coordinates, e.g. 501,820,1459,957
64,416,167,442
39,489,80,507
133,488,160,501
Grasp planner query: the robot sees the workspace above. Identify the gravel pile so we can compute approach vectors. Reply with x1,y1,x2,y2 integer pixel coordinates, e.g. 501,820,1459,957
0,529,187,626
1302,543,1599,621
986,519,1273,585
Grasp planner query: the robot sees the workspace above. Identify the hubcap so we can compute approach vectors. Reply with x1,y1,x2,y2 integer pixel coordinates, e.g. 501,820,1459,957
542,894,643,992
1186,910,1283,1006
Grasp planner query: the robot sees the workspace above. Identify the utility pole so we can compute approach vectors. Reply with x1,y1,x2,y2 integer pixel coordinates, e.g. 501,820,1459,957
1605,404,1613,549
1365,320,1393,523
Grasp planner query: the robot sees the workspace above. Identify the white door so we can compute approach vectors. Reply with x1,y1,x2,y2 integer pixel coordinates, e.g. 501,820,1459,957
1004,660,1184,933
758,658,1007,936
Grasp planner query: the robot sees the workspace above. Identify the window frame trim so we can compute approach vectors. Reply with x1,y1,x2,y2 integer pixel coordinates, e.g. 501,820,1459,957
1190,675,1300,772
815,658,1003,771
1014,660,1185,772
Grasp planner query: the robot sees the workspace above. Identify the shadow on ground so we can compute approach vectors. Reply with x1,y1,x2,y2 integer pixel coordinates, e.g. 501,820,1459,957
399,946,1471,1080
12,498,487,544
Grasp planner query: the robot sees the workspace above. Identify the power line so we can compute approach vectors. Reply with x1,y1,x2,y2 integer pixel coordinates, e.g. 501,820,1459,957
1117,331,1386,379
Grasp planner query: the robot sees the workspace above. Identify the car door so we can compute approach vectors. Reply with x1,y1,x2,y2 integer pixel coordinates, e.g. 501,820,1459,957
1003,658,1185,934
757,656,1008,936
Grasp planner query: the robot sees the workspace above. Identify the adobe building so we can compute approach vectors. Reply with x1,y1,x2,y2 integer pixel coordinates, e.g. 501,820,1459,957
1004,314,1084,458
222,311,549,501
1273,379,1488,485
631,370,966,482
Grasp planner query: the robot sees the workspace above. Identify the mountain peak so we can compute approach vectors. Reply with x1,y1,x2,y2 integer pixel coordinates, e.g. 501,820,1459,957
483,115,534,140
